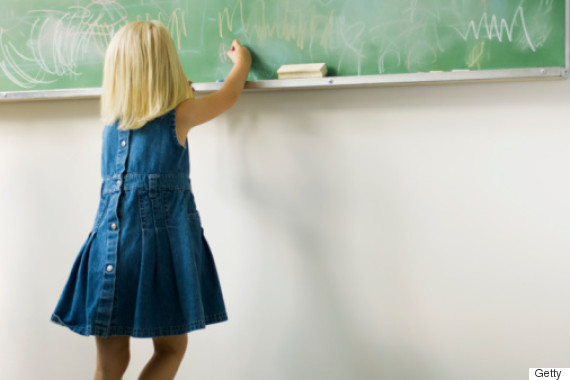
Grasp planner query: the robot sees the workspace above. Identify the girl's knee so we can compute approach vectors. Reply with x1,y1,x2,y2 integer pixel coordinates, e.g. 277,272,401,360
153,334,188,357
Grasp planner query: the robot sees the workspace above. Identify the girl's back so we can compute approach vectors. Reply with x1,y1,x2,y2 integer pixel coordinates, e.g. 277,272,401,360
102,109,189,176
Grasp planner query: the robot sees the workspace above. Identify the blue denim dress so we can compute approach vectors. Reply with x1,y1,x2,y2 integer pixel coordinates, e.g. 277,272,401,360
51,108,227,337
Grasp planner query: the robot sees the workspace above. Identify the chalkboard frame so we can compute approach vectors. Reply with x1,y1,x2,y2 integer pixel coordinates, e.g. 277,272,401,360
1,0,568,101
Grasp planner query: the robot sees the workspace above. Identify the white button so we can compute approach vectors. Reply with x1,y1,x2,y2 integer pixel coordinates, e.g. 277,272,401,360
116,180,121,186
121,140,126,147
106,265,114,272
111,223,117,230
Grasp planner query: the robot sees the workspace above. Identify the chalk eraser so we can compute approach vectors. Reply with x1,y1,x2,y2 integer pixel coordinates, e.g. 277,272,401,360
277,63,327,79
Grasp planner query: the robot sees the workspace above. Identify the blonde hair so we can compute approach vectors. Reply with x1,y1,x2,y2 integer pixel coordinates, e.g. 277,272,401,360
101,21,192,130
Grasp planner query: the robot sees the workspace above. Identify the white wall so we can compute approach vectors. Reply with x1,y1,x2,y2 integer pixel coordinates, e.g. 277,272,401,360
1,79,569,380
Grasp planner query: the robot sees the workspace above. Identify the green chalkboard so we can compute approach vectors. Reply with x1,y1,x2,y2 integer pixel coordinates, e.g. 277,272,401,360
0,0,567,97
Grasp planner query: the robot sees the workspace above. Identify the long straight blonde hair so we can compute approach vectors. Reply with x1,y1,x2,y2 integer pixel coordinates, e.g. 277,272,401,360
101,21,192,130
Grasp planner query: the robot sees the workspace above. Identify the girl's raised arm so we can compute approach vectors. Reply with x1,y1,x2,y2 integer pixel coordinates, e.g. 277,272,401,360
175,40,252,143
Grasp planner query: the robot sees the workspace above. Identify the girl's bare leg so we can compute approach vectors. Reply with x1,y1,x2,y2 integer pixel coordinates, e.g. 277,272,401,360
94,336,130,380
138,334,188,380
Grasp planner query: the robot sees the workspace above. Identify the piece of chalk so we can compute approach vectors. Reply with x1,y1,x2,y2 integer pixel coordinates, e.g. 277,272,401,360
216,79,224,83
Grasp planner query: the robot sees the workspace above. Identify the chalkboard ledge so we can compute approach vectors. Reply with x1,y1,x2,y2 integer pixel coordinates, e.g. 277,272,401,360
195,67,568,92
0,88,102,101
1,67,567,101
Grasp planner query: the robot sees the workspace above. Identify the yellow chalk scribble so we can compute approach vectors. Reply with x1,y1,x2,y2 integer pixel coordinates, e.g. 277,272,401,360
137,8,187,49
219,0,335,51
466,41,486,69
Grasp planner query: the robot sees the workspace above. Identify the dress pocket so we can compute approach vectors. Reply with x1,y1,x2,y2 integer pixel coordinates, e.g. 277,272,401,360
184,191,200,224
137,191,154,230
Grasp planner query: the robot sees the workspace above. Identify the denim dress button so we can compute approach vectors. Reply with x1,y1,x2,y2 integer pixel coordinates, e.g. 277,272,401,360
121,140,126,147
106,265,114,272
111,223,117,230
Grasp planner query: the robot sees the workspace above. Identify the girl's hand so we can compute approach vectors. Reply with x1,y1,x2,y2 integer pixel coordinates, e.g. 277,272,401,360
227,40,251,68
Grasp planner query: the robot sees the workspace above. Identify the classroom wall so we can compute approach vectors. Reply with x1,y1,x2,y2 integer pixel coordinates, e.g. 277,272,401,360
1,79,569,380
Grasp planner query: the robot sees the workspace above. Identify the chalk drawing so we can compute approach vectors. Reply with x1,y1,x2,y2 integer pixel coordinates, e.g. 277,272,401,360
0,0,128,88
0,27,54,88
136,9,187,49
455,5,536,52
371,0,444,74
466,41,488,69
336,16,366,75
0,0,192,89
218,0,336,52
0,0,561,89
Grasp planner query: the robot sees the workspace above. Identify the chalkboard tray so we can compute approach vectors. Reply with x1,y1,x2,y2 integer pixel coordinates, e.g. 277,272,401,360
2,66,567,101
0,0,568,101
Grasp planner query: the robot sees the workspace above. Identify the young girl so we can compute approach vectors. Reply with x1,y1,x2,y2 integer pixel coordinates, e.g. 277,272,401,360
51,21,251,380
